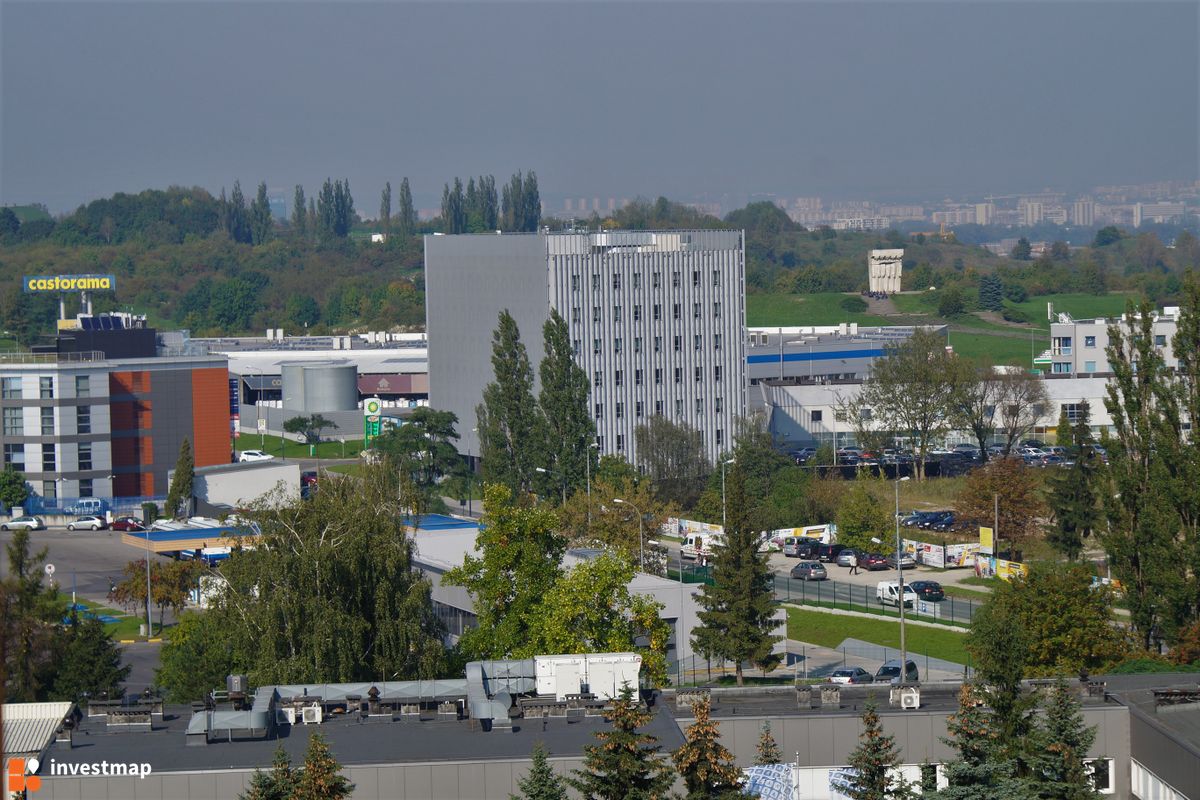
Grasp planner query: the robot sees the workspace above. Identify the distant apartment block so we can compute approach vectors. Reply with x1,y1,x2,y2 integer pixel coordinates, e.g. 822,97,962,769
1020,201,1044,226
831,217,890,231
1072,199,1096,227
1133,202,1188,227
974,203,996,225
425,230,747,464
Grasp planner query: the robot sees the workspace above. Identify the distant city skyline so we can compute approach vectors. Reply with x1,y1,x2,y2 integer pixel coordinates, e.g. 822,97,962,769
2,1,1196,214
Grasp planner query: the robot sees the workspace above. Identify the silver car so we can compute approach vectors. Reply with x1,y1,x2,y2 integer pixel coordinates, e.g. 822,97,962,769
2,516,45,531
790,561,828,581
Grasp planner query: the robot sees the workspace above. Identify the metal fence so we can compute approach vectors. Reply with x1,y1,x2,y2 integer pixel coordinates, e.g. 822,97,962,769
13,495,164,516
772,575,980,626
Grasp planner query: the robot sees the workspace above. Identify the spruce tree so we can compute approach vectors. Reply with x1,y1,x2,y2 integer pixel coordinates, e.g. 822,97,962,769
567,686,674,800
164,438,194,520
834,701,912,800
240,746,296,800
673,696,743,799
537,309,596,503
4,527,67,701
691,465,782,686
1055,407,1074,446
1046,404,1101,560
1028,679,1101,800
978,274,1004,312
294,733,353,800
933,685,1023,800
477,311,545,497
755,720,783,765
50,612,130,702
511,743,568,800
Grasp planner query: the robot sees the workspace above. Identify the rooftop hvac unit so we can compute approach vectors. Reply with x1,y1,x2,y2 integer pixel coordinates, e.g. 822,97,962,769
277,707,296,725
227,674,249,694
301,706,323,725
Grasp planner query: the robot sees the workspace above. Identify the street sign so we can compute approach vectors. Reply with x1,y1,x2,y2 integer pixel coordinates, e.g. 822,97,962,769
257,418,267,433
45,563,55,577
363,398,383,444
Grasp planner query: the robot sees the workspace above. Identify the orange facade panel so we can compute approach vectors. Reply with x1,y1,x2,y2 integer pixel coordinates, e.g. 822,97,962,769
191,367,230,468
110,371,151,395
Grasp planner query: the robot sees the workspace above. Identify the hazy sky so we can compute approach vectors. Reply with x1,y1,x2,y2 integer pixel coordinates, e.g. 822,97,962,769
2,1,1197,213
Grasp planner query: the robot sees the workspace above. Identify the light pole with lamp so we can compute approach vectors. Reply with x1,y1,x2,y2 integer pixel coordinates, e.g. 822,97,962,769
720,457,735,531
612,497,644,572
535,466,566,505
895,475,911,684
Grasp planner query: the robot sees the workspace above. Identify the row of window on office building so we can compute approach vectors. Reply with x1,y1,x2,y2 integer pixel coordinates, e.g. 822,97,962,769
2,374,92,400
575,334,727,358
596,426,725,454
3,404,92,436
571,269,725,293
572,301,725,325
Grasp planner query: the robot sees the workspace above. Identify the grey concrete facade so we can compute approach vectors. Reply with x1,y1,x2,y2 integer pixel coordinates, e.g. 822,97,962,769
426,230,747,464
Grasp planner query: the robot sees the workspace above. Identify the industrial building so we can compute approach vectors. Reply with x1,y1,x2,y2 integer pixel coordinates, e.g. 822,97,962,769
14,672,1199,799
0,313,230,509
424,230,747,464
202,331,428,440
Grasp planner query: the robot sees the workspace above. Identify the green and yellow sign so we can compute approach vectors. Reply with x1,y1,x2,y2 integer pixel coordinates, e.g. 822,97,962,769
363,397,382,444
23,274,117,293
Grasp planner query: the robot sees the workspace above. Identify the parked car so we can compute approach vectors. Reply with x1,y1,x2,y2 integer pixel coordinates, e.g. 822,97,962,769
885,551,917,570
909,580,945,601
110,516,145,531
876,581,919,608
238,449,275,463
951,444,981,456
828,667,874,685
790,561,828,581
861,552,890,570
791,446,818,464
1040,454,1067,467
875,659,920,685
919,511,954,530
836,548,862,568
932,513,959,532
816,543,847,563
67,515,107,531
2,516,45,531
1020,439,1047,449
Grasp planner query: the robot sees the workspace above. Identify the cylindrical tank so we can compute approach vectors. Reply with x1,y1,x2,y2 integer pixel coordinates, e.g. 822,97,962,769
281,361,358,412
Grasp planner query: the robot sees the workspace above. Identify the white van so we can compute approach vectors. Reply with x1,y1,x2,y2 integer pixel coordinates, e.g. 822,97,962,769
681,532,722,562
876,581,919,609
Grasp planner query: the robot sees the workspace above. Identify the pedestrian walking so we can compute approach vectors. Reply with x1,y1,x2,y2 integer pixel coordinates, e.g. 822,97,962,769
848,551,859,575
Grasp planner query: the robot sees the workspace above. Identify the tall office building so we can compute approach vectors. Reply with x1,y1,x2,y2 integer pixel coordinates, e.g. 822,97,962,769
425,230,746,464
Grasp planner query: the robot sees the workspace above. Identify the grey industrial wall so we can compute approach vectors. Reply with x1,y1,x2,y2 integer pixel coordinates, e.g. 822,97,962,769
194,462,300,508
425,234,551,458
1128,703,1200,799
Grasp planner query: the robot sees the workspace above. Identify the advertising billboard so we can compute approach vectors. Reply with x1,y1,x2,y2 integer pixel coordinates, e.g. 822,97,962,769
23,274,117,293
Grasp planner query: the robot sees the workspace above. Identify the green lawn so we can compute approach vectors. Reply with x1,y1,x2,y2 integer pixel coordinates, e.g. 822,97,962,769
890,292,939,314
62,595,173,641
785,606,970,665
746,293,891,327
947,331,1038,366
1006,292,1138,330
236,433,365,460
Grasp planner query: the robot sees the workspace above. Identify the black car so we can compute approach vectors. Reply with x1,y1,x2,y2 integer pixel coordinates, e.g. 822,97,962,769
816,543,847,563
903,511,938,528
909,580,945,601
932,513,958,532
791,446,818,464
919,511,954,530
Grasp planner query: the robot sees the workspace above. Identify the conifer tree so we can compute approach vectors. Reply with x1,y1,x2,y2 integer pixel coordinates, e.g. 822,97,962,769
294,733,353,800
511,743,568,800
51,612,130,702
691,465,782,685
673,696,743,799
164,438,194,519
240,746,296,800
1028,679,1101,800
1055,407,1074,446
1046,403,1101,560
537,309,596,503
3,528,67,701
834,701,913,800
933,685,1022,800
755,720,783,765
567,686,674,800
978,274,1004,312
477,310,545,497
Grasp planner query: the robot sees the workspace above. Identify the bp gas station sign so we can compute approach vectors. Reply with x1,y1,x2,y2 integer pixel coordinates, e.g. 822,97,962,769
363,398,383,444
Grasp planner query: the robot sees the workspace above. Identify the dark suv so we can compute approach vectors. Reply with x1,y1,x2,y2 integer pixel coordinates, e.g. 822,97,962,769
816,543,847,563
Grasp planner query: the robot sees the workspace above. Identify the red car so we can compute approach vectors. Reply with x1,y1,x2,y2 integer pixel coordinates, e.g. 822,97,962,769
110,516,145,531
861,553,890,571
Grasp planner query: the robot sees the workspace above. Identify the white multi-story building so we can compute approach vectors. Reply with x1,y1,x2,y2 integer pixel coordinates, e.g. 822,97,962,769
1133,202,1188,227
974,203,996,225
1047,307,1180,376
1072,199,1096,227
425,230,746,464
1021,201,1044,226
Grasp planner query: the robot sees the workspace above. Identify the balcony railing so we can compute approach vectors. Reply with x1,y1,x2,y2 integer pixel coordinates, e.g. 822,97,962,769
0,350,107,365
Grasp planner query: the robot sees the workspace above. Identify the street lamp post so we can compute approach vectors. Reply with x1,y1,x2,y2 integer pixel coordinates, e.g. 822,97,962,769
895,475,910,684
720,457,735,531
613,497,644,572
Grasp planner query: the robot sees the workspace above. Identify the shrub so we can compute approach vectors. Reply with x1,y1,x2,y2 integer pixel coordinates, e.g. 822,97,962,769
1002,307,1031,323
839,296,868,313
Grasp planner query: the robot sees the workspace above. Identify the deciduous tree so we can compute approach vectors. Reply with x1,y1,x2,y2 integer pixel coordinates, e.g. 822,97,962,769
634,416,711,508
379,181,391,232
537,309,596,503
477,310,546,497
156,611,237,702
397,177,417,238
955,457,1043,550
283,414,333,446
250,181,273,245
373,407,468,513
0,465,29,509
291,185,307,237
